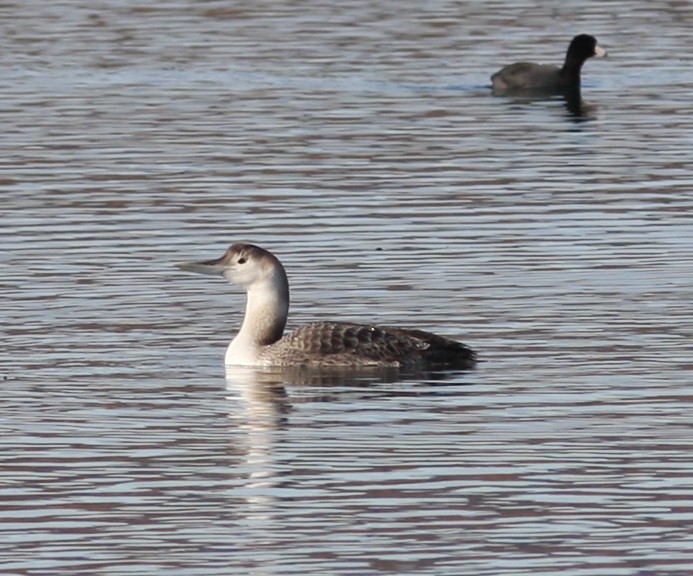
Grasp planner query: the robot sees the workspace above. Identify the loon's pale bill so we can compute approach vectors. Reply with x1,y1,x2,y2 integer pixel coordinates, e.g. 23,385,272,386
176,257,228,276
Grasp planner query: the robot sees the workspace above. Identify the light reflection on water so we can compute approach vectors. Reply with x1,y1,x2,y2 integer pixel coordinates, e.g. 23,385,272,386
1,0,693,574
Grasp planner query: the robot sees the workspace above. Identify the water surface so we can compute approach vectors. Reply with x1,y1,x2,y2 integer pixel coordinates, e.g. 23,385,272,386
1,0,692,574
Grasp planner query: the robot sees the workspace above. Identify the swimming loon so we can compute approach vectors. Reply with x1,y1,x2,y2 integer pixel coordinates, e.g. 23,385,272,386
177,243,476,370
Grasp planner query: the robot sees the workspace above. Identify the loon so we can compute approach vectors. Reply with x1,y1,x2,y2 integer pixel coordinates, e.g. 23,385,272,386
177,243,476,370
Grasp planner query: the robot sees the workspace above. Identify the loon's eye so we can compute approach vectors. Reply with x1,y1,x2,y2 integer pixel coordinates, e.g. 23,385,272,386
237,256,247,265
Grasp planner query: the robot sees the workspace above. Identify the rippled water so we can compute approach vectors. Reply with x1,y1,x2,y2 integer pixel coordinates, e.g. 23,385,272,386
2,0,693,574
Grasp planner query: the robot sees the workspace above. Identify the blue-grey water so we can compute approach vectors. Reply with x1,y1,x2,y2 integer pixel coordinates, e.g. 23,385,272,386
2,1,692,574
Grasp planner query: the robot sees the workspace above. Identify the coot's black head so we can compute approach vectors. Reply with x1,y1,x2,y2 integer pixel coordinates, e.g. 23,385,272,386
567,34,607,62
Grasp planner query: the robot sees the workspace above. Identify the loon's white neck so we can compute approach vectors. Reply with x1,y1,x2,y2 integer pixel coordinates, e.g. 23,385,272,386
226,271,289,365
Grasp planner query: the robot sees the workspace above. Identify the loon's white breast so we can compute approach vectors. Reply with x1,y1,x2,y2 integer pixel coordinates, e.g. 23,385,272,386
177,243,476,370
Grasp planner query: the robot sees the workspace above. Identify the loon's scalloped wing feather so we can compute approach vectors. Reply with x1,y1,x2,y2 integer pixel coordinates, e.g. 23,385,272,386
262,321,475,369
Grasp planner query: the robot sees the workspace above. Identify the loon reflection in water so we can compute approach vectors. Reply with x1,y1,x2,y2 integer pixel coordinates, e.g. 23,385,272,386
177,243,476,370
